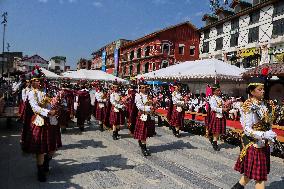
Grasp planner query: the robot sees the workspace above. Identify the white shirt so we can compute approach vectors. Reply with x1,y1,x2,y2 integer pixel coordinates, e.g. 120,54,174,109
89,89,96,106
110,92,124,109
240,101,271,148
28,89,50,117
95,91,106,103
21,87,30,102
135,92,151,112
172,91,184,106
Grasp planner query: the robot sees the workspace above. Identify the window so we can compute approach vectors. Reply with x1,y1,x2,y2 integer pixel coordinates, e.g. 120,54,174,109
145,46,150,57
152,63,156,71
145,62,149,73
178,45,185,55
129,65,133,76
203,42,209,53
273,1,284,17
272,18,284,38
248,27,259,43
162,44,170,54
137,48,141,58
204,30,210,39
55,66,60,70
231,19,239,30
162,61,168,68
216,25,223,35
130,50,134,60
249,11,260,24
215,37,223,50
230,33,239,47
136,63,140,74
190,46,195,56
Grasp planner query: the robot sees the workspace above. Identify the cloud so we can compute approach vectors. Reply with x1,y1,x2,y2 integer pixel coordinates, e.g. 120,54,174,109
194,11,204,17
92,1,103,7
68,0,77,3
38,0,48,3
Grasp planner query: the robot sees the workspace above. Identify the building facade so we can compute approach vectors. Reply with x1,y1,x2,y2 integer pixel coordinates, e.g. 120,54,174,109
199,0,284,68
77,58,92,70
15,54,48,72
91,39,131,76
48,56,67,74
119,21,200,78
0,52,23,76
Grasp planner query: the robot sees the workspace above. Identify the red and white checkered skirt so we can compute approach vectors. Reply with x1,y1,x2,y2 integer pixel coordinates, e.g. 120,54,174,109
169,105,185,128
234,145,270,181
109,107,125,126
23,116,62,154
95,103,105,121
134,112,156,141
207,111,226,135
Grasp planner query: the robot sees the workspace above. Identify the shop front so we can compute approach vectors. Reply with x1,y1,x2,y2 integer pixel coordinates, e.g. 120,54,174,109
238,47,261,68
269,45,284,63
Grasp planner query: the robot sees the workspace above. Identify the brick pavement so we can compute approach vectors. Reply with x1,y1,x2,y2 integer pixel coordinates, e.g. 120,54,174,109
0,119,283,189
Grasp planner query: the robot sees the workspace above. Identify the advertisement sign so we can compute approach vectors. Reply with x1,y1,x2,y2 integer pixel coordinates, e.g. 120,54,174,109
238,48,260,58
102,50,106,72
114,49,119,76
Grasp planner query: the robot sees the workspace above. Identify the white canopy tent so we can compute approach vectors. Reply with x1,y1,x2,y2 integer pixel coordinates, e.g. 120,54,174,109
40,68,61,79
62,69,127,83
136,59,246,81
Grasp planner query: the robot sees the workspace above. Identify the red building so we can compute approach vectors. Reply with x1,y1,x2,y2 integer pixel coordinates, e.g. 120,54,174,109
119,21,200,78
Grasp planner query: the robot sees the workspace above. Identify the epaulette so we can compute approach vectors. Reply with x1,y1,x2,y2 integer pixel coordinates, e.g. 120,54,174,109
242,98,261,114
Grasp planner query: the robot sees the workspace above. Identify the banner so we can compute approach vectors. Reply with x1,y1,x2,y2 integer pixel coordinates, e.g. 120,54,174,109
114,49,119,76
102,50,106,72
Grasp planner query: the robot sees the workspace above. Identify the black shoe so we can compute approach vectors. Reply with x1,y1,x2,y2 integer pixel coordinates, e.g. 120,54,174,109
209,137,213,145
138,140,143,148
141,144,150,156
116,130,121,139
37,165,47,182
172,126,177,136
99,124,104,132
43,154,52,173
175,130,181,138
79,126,84,132
112,131,118,140
231,182,244,189
212,141,220,151
61,128,67,134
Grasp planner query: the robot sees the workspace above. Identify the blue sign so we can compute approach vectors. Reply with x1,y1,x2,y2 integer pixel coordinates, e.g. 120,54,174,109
102,51,106,72
114,49,119,76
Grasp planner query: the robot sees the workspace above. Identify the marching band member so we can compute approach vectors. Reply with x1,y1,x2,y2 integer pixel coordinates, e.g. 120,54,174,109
75,80,91,131
207,83,228,151
170,82,185,137
20,68,62,182
110,81,125,140
95,84,107,132
19,79,30,119
126,82,138,135
134,80,156,156
58,78,74,133
232,77,277,189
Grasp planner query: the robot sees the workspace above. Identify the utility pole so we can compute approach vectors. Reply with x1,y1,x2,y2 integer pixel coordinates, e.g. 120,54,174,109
1,12,8,76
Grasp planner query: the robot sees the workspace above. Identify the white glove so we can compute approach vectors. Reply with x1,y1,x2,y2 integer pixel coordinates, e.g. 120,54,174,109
263,130,277,141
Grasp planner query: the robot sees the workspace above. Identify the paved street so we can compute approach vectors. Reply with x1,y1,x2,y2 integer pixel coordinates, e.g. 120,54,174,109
0,119,283,189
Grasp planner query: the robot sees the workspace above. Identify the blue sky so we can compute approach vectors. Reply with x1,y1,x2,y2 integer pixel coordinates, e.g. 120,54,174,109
0,0,229,69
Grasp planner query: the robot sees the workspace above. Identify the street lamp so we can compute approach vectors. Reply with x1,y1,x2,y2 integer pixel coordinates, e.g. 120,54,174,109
1,12,8,76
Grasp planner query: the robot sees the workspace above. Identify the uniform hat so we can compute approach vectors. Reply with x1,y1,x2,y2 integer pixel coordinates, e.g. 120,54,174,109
247,76,265,87
30,66,45,81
